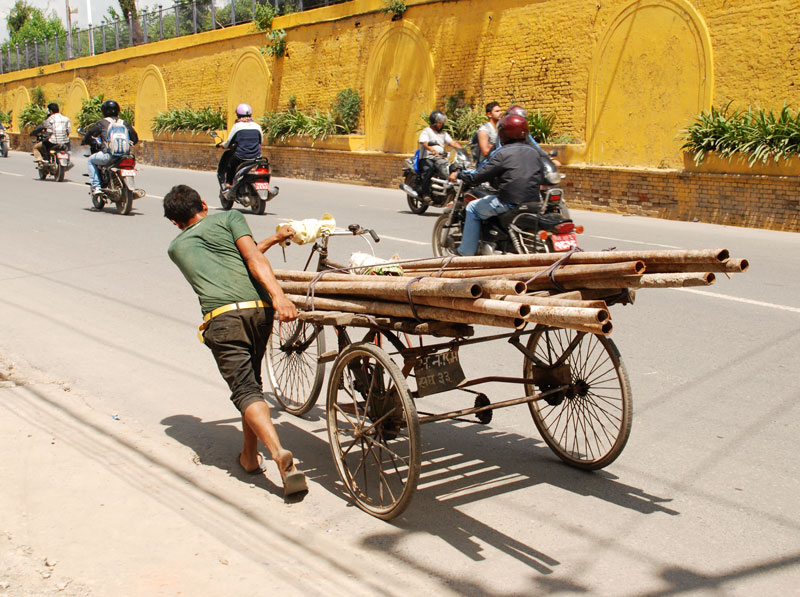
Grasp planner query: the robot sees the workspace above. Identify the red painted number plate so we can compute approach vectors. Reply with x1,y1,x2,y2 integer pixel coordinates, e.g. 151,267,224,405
551,233,578,251
121,169,136,177
254,181,270,190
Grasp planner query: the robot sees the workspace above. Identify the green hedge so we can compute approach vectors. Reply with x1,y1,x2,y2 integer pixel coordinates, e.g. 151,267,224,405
681,103,800,165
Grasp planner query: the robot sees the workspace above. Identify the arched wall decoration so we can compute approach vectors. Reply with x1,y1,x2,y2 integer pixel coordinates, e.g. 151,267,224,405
11,86,31,132
365,21,435,153
585,0,713,167
63,78,90,130
227,47,272,134
135,65,168,140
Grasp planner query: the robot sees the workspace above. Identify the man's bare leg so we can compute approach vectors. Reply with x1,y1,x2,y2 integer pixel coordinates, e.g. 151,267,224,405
240,400,295,478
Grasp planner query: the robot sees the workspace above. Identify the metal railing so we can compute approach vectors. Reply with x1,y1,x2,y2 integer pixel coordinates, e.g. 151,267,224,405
0,0,348,74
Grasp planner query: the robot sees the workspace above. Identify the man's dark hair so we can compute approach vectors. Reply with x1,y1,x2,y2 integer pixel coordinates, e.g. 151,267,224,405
485,101,500,114
164,185,203,223
47,103,59,113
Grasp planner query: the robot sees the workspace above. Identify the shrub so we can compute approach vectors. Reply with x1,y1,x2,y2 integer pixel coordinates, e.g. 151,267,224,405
528,110,556,143
120,107,135,127
30,86,46,108
151,107,226,135
680,103,800,165
264,29,286,57
0,109,11,124
259,90,362,142
381,0,407,19
332,89,360,134
19,102,47,129
77,94,134,129
77,94,104,130
253,2,276,32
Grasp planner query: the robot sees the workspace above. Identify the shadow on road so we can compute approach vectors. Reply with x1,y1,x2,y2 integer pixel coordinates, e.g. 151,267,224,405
160,413,284,499
159,394,678,592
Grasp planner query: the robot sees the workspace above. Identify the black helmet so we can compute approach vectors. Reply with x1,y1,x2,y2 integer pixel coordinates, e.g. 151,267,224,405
101,99,120,118
497,114,529,144
429,110,447,126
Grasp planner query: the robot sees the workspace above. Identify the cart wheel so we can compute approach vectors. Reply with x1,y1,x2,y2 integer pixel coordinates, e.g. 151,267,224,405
266,319,326,415
523,325,632,470
327,342,420,520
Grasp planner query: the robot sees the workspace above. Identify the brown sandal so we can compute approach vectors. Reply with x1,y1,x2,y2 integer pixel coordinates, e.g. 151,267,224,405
282,464,308,497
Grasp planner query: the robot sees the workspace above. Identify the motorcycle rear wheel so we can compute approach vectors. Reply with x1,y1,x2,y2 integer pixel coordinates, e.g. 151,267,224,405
432,213,460,257
219,192,234,210
0,141,8,158
55,163,65,182
116,186,133,215
252,193,267,215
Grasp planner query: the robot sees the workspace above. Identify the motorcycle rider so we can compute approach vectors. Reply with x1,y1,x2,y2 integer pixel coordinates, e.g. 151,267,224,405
81,99,138,196
417,110,463,202
218,103,264,194
447,114,545,256
502,104,561,167
31,103,71,166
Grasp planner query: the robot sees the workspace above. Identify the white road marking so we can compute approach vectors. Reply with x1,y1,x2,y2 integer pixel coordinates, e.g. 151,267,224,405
0,170,23,177
146,194,163,200
672,288,800,314
378,234,429,246
588,235,682,249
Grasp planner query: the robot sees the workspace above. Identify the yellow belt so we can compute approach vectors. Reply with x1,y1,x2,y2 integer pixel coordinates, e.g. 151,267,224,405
197,300,268,342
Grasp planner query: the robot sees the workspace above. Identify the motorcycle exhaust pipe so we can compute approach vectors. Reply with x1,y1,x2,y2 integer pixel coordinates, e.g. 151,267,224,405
400,184,419,199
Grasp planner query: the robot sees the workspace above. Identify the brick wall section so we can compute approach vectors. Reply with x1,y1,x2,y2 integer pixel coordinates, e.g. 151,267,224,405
561,165,800,232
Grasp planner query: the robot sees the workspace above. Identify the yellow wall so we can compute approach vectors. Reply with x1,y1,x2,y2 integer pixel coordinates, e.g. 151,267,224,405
2,0,798,168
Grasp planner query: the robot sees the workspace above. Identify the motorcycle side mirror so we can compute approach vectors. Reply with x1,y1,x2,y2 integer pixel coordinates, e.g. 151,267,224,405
548,149,558,157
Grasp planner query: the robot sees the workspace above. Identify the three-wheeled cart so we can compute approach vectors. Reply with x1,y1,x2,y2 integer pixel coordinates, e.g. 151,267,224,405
265,227,632,520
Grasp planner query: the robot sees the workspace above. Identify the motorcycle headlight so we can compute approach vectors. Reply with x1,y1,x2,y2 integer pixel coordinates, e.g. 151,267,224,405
545,171,561,185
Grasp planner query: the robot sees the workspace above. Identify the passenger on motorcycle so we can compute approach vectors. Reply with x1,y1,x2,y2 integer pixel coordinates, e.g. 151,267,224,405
31,103,71,165
448,114,545,256
218,103,264,193
472,101,503,164
81,100,139,196
502,104,562,167
418,110,463,201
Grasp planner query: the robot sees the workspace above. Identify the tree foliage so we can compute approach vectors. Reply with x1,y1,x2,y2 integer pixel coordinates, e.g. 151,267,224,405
2,0,65,52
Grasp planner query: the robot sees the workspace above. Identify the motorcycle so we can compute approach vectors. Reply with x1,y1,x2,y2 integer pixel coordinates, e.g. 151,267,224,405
81,130,145,215
432,154,583,256
34,133,72,182
0,127,8,157
400,148,472,214
214,133,279,215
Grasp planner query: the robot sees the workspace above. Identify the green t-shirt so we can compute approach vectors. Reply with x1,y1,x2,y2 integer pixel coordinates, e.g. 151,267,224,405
168,210,272,315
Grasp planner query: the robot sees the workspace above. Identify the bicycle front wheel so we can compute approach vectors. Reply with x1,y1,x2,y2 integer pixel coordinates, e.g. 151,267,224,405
266,319,326,415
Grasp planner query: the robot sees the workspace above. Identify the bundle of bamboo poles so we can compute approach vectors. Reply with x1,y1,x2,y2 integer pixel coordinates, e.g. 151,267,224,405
275,248,748,336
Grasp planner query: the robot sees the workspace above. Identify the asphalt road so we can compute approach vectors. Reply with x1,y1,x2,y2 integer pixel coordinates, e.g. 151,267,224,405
1,148,799,596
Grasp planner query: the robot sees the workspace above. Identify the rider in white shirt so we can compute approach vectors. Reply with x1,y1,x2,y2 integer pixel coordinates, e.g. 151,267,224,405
31,103,71,164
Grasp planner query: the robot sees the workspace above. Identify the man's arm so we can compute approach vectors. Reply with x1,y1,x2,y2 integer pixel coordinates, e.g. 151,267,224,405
222,122,242,148
30,123,46,137
235,235,297,322
126,122,139,145
477,129,492,157
256,225,295,253
81,121,103,145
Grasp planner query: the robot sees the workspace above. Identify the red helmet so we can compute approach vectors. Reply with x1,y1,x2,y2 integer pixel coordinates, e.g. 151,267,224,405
505,104,527,119
497,114,529,144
